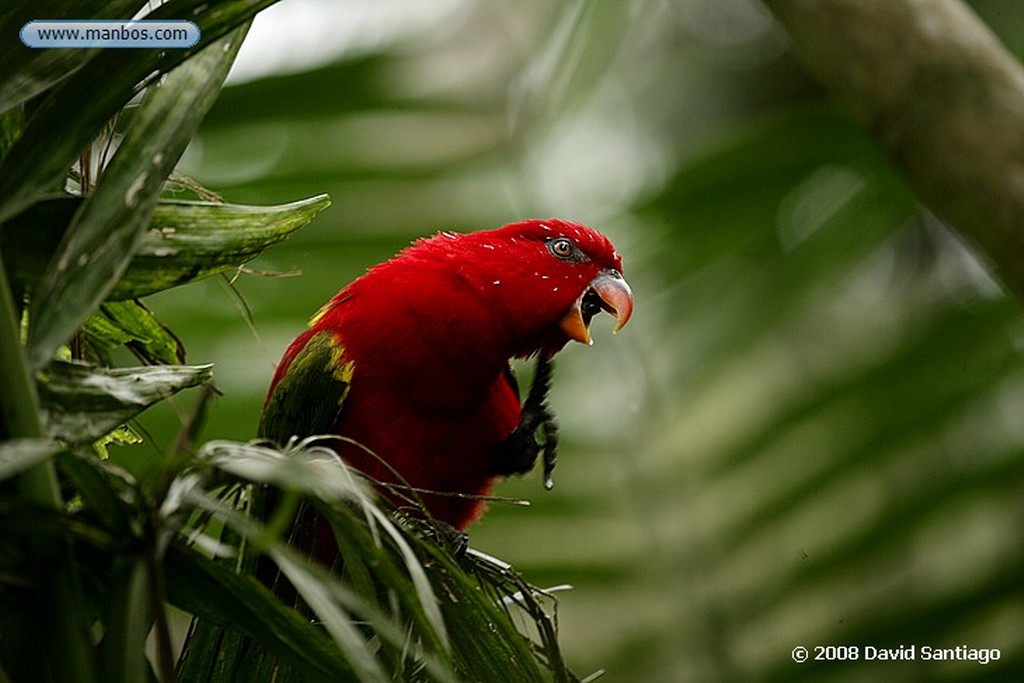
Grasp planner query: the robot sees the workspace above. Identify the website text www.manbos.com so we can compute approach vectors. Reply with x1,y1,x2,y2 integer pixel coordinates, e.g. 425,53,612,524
21,20,199,49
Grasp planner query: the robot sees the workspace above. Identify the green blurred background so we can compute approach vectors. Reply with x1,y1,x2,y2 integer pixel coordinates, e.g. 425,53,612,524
135,0,1024,680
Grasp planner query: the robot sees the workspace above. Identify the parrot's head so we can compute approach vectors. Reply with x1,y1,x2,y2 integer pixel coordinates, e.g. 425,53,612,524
315,219,633,373
440,218,634,358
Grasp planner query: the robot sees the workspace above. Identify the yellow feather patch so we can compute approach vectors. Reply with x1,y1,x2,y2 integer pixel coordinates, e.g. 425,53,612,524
327,335,355,406
257,329,357,444
308,300,333,327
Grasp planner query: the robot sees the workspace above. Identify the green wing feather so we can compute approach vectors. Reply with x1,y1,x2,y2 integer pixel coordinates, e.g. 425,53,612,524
178,333,355,682
258,330,354,445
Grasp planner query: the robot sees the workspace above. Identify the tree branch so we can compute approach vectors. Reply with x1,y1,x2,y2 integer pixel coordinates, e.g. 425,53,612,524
763,0,1024,296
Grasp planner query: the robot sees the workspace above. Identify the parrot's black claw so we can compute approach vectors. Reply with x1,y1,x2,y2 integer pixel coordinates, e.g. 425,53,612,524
490,356,559,488
541,414,559,490
491,407,554,476
434,520,469,558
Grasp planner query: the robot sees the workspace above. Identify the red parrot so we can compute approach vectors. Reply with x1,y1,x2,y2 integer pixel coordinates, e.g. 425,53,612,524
258,218,633,531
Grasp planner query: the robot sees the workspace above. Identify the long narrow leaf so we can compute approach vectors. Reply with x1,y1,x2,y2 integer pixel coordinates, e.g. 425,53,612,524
199,440,372,503
85,300,185,365
26,26,248,369
192,440,567,681
98,558,151,683
117,195,331,299
36,361,212,444
315,502,457,682
0,0,279,223
0,438,62,483
166,543,357,683
0,253,44,442
56,451,134,538
419,543,550,683
182,487,392,683
0,193,95,683
186,443,462,682
269,548,389,683
362,504,450,651
2,194,330,300
0,0,145,113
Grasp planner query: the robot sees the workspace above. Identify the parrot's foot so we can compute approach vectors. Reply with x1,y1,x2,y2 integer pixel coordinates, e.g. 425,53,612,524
490,355,560,488
491,402,558,479
432,520,469,558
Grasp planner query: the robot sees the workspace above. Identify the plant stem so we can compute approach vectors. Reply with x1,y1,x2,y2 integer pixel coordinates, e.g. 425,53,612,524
0,257,45,442
762,0,1024,298
0,256,96,682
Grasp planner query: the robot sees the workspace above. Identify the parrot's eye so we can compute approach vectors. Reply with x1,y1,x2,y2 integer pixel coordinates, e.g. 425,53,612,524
547,237,586,262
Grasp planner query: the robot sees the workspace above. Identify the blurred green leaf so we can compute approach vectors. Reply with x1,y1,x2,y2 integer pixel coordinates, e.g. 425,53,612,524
36,360,212,444
0,0,279,223
98,558,151,683
0,438,62,482
0,0,144,113
85,300,185,365
25,27,248,369
0,107,21,162
619,92,1024,679
56,450,135,538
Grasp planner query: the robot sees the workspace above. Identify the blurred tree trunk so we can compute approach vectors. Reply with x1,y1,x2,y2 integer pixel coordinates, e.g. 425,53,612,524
762,0,1024,297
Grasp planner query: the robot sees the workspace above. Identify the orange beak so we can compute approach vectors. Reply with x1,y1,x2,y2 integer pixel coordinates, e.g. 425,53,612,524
560,270,634,345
